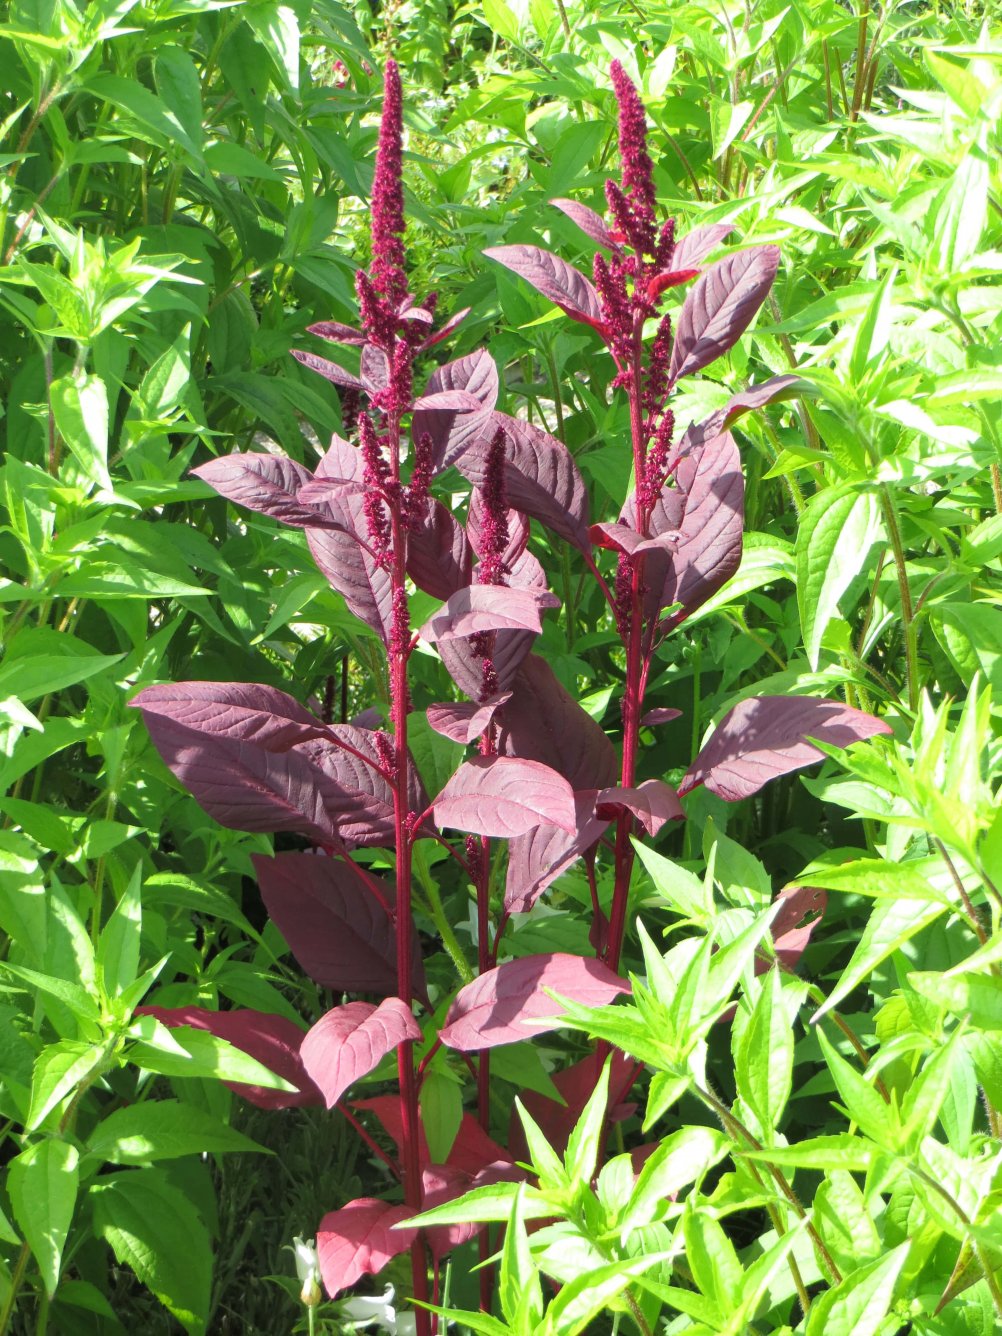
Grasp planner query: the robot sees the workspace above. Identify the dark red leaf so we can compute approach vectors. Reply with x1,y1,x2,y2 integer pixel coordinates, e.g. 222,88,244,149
456,411,591,551
137,1005,322,1109
771,885,827,970
508,1050,636,1162
301,999,421,1109
445,1116,516,1174
317,1199,415,1298
467,492,529,569
412,389,486,413
254,852,420,998
296,725,427,848
440,953,630,1051
307,491,394,644
504,792,610,914
680,695,893,801
433,756,577,838
550,198,617,250
307,319,366,346
485,245,608,334
669,246,780,384
670,223,735,271
412,349,499,471
352,1094,430,1163
360,344,391,395
405,499,473,601
291,348,364,388
420,306,471,350
130,680,329,751
437,628,537,700
419,585,560,643
193,453,345,530
595,779,683,835
641,708,683,726
426,694,512,745
646,268,701,300
496,655,618,791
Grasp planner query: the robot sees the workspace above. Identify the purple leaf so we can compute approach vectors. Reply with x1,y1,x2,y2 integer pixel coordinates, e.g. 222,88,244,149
504,792,610,914
641,707,683,726
405,499,473,601
719,373,801,427
307,319,366,346
426,694,511,745
254,852,420,998
412,349,499,471
484,245,608,334
456,412,591,551
669,246,780,384
316,435,365,483
300,999,421,1109
401,305,435,325
297,725,426,848
291,348,364,389
360,344,391,395
496,655,618,790
193,453,344,530
772,885,827,970
506,546,548,590
433,756,577,837
437,627,537,700
131,680,330,751
595,779,683,835
137,1006,322,1109
550,198,617,250
412,389,486,413
419,585,560,643
317,1199,416,1298
680,695,893,801
420,306,471,350
671,223,735,271
440,953,630,1051
307,491,394,643
467,492,529,569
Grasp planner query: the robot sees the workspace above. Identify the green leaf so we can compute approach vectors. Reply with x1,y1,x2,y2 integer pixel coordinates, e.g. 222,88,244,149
796,483,880,669
633,839,713,922
8,1139,80,1296
741,1134,876,1171
622,1126,730,1231
98,865,142,998
0,648,123,704
3,963,101,1024
850,265,897,383
85,74,201,159
406,1180,547,1228
27,1041,108,1132
817,1029,895,1147
546,1251,676,1336
684,1209,743,1311
91,1169,212,1334
50,373,111,488
420,1069,462,1164
908,972,1002,1031
154,47,203,151
87,1099,266,1164
932,145,989,272
499,1186,544,1329
126,1019,297,1091
735,969,793,1132
563,1058,610,1188
804,1242,909,1336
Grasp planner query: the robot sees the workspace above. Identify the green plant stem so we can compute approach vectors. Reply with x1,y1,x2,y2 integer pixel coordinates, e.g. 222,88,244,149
878,483,918,712
418,873,474,986
0,1242,31,1336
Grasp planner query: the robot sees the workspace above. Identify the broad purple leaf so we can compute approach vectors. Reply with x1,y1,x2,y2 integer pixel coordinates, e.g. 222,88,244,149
440,953,630,1051
137,1005,322,1109
496,655,618,791
426,694,511,745
297,725,427,848
133,714,348,846
433,756,577,837
193,453,343,530
401,305,435,325
421,306,471,350
301,999,420,1109
405,499,473,601
419,585,560,643
412,389,485,413
485,245,607,334
412,349,499,471
131,680,329,752
671,223,735,271
720,373,801,427
550,198,617,250
506,546,548,590
360,344,391,396
505,791,610,914
307,488,394,643
456,411,591,551
669,246,780,384
641,707,683,726
437,626,537,700
316,435,365,483
254,852,421,998
291,348,364,388
595,779,683,835
467,491,529,570
317,1199,416,1298
680,695,893,801
307,319,366,346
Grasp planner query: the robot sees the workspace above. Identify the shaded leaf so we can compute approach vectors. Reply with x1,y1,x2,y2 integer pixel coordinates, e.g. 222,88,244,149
317,1199,415,1298
426,694,511,745
412,349,499,471
406,499,474,601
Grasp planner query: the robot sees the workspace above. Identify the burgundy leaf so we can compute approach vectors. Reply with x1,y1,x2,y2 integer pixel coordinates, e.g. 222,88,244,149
506,546,548,591
301,999,421,1109
456,411,591,551
137,1005,322,1109
550,198,617,250
317,1199,416,1298
297,725,427,848
133,714,347,846
646,268,701,300
496,655,618,791
296,477,365,509
307,319,366,346
401,305,435,325
316,435,365,482
670,223,735,271
420,306,471,350
352,1094,430,1163
291,348,364,388
437,627,537,699
360,344,391,395
405,499,473,601
771,885,827,970
422,1161,524,1259
680,695,893,801
193,453,344,530
426,694,511,745
433,756,577,838
445,1116,516,1174
669,246,780,384
307,490,394,643
131,680,329,752
254,852,421,998
467,492,529,569
419,585,560,643
719,373,801,427
641,708,683,726
412,349,499,471
508,1050,636,1162
412,389,486,413
440,953,630,1051
504,792,610,914
595,779,683,835
485,245,608,333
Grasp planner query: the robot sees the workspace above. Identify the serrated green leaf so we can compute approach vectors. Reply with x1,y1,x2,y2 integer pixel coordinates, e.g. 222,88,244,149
87,1099,266,1164
8,1139,79,1296
796,483,880,669
804,1242,909,1336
